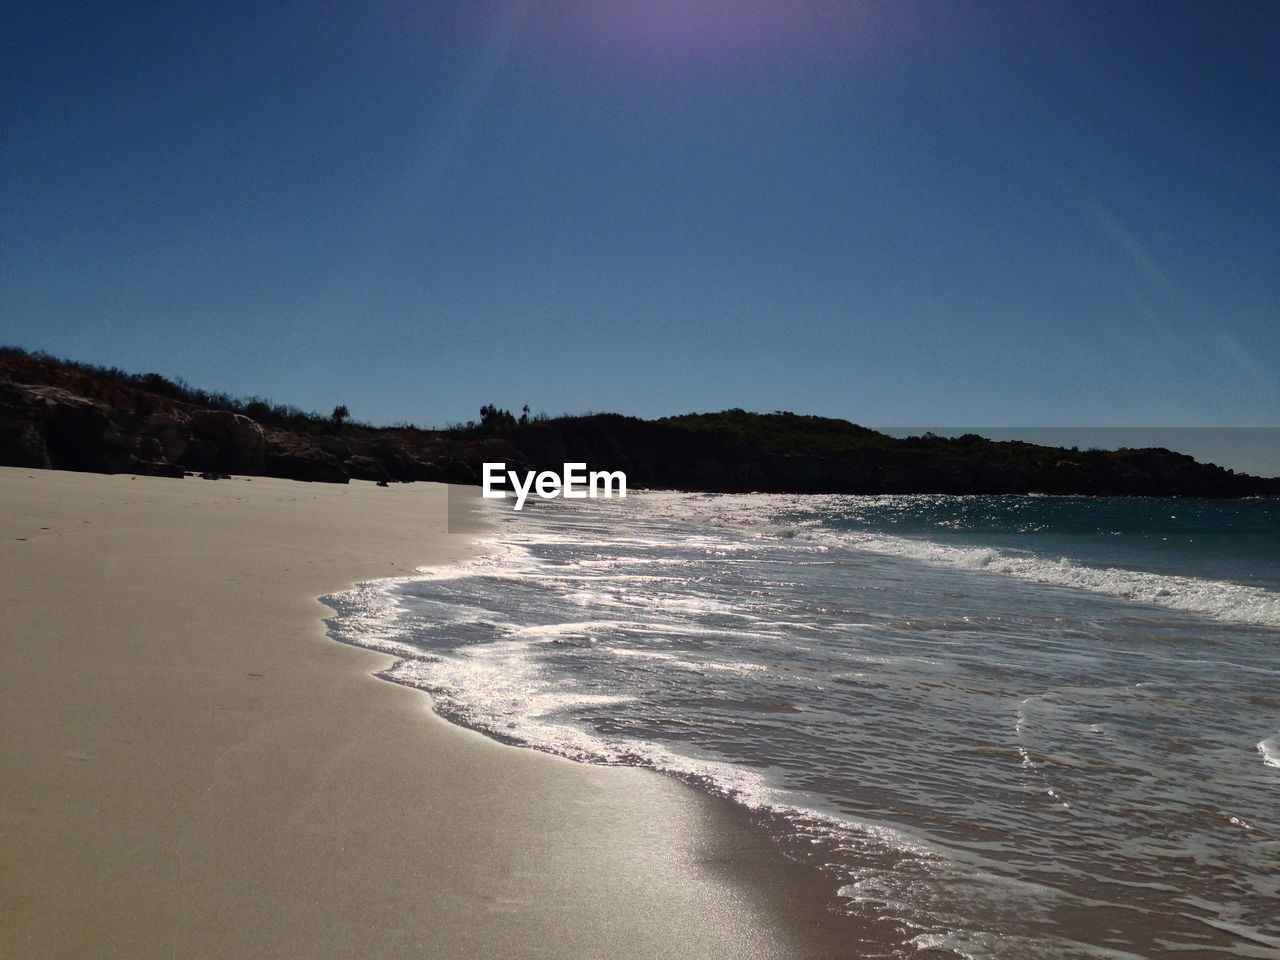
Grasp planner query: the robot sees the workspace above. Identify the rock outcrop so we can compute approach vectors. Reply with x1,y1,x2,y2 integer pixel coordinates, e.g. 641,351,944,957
262,431,350,484
0,381,183,477
187,409,268,473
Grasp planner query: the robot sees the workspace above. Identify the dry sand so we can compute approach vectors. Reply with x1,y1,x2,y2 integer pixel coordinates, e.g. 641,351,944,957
0,468,854,959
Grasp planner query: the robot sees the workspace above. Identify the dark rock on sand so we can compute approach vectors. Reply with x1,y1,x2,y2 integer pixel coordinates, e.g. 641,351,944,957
0,381,177,477
263,432,349,484
189,409,268,474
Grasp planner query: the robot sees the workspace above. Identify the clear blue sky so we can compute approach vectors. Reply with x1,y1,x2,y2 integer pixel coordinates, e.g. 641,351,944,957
2,1,1277,428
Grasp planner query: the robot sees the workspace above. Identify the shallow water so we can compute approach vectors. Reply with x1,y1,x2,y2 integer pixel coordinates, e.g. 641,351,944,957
327,493,1280,959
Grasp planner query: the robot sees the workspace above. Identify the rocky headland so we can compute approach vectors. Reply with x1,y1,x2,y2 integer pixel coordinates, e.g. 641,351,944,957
2,348,1275,498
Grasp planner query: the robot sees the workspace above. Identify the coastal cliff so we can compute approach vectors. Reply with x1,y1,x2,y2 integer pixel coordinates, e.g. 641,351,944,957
2,349,1275,498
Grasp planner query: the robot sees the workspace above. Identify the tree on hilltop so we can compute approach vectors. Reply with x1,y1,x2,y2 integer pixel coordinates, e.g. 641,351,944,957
479,403,517,433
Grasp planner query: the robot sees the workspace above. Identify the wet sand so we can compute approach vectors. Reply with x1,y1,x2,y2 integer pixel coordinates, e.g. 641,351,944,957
0,468,855,959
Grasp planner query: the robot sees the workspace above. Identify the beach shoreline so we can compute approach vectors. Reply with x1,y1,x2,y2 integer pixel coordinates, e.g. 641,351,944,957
0,467,856,960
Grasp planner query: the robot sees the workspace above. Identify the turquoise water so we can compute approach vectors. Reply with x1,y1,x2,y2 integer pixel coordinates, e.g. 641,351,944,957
328,494,1280,959
793,494,1280,590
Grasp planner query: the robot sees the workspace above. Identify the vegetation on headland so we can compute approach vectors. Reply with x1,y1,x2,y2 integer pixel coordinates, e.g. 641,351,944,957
660,409,1121,473
660,410,895,455
0,346,387,435
1,345,1275,497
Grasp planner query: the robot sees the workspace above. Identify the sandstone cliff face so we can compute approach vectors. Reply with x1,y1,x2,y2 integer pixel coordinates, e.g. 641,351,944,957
188,410,268,473
147,411,192,463
0,383,56,468
258,430,349,483
0,380,353,482
0,350,469,484
0,382,182,477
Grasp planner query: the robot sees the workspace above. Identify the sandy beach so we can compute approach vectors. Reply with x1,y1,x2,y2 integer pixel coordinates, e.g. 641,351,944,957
0,467,854,960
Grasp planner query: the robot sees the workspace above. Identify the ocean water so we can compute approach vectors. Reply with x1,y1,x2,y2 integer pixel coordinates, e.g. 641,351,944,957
326,493,1280,959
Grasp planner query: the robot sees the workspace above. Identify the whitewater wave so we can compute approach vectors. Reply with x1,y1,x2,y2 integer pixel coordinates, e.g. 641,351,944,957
631,491,1280,629
806,529,1280,630
1258,736,1280,769
327,574,1113,960
324,493,1280,960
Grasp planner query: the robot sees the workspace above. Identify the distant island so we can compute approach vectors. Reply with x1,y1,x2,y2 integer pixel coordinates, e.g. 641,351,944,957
2,347,1275,498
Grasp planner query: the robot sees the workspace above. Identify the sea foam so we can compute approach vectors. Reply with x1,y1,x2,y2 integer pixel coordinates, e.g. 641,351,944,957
822,530,1280,629
323,492,1280,960
1258,735,1280,769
